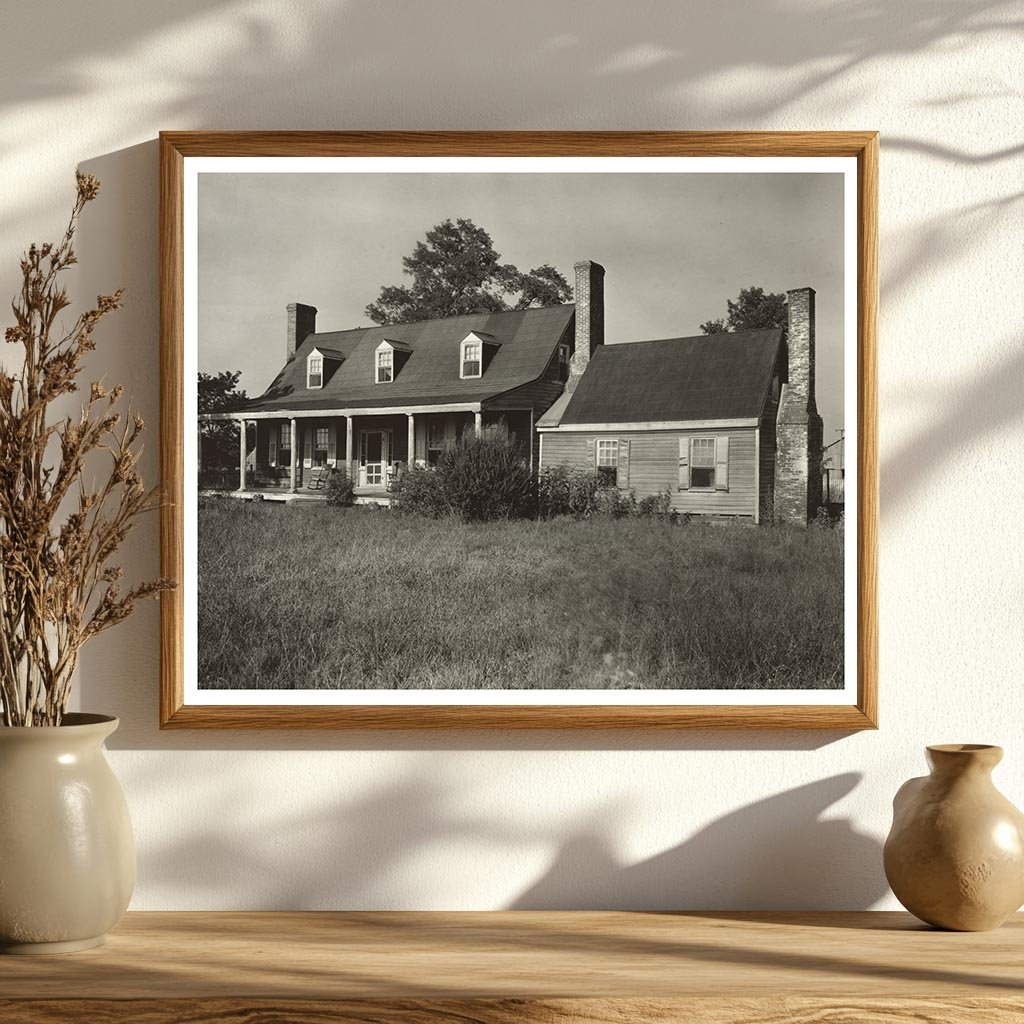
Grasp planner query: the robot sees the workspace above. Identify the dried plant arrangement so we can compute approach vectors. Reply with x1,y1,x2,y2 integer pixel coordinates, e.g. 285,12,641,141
0,174,173,726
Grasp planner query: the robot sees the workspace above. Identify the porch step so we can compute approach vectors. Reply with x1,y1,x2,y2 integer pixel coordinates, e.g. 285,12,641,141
353,493,392,507
199,489,325,503
200,489,393,508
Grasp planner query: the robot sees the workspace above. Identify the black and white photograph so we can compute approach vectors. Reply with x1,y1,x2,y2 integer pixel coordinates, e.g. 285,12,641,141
183,152,859,708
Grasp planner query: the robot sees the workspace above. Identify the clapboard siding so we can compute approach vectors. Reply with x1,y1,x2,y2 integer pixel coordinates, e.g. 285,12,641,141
628,435,677,495
539,432,591,470
540,427,758,518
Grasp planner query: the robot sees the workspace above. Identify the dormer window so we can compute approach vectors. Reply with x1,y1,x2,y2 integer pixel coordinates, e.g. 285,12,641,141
459,331,499,379
307,355,323,389
304,346,344,390
461,340,481,379
374,339,412,383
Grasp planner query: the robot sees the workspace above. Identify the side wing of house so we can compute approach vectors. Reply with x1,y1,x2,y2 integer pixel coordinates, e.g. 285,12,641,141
537,329,784,522
540,425,759,518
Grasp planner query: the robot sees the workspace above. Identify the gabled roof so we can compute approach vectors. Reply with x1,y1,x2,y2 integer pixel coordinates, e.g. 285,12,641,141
557,329,783,425
309,346,347,361
240,304,574,413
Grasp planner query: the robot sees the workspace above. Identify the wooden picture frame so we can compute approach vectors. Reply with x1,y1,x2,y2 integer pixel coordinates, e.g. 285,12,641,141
160,131,878,729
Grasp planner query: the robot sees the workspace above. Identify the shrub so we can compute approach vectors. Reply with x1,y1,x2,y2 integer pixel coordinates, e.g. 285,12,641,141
325,470,355,508
812,505,844,530
537,466,600,519
392,466,448,518
593,485,636,518
637,490,674,520
393,428,534,522
538,468,675,521
434,427,535,521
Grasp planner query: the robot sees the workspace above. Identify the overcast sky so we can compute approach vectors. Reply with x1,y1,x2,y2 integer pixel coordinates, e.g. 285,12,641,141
198,170,845,439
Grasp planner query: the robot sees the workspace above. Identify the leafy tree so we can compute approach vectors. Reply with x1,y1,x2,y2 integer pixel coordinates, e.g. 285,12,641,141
700,286,787,335
366,218,572,325
198,370,247,470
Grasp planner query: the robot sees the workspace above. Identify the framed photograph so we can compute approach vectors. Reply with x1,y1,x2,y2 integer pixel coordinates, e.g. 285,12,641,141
160,131,877,729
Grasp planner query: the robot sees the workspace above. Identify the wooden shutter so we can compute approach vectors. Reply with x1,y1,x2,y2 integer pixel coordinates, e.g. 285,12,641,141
268,438,277,467
303,427,312,468
616,439,630,489
327,423,337,467
677,438,690,490
585,438,596,472
715,436,729,491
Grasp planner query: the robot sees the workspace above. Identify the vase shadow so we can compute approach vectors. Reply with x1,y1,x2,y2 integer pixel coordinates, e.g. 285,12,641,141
510,773,887,911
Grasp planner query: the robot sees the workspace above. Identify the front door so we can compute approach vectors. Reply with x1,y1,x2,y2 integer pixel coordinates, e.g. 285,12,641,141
359,430,390,488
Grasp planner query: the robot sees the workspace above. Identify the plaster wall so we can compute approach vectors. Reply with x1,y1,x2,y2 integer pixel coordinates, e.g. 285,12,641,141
1,0,1021,910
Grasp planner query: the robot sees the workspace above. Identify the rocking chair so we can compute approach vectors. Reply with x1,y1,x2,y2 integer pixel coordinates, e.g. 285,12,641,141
306,466,330,490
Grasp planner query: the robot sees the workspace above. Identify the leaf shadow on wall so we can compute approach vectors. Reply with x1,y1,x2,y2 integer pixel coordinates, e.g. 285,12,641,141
2,0,1020,237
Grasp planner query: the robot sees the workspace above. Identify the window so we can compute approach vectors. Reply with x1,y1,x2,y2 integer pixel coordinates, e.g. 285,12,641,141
690,437,716,489
307,355,323,389
558,342,571,382
596,439,618,485
427,419,445,466
279,423,292,465
313,426,329,467
376,349,393,383
461,341,481,378
771,374,781,403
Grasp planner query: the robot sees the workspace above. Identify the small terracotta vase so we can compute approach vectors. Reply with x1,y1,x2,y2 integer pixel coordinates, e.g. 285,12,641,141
884,744,1024,931
0,714,135,954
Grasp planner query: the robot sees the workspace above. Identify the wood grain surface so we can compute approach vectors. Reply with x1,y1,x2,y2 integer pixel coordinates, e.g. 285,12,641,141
159,130,879,731
3,911,1023,997
5,998,1024,1024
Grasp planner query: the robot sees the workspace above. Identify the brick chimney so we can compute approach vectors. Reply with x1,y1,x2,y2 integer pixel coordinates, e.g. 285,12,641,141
774,287,824,526
566,260,605,393
286,302,317,360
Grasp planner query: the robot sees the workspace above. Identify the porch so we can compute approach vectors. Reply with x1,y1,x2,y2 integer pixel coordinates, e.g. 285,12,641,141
197,403,534,498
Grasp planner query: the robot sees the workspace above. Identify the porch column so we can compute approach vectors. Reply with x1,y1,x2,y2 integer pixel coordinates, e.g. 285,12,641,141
474,410,482,438
237,418,247,490
345,416,354,481
288,417,297,492
407,413,415,467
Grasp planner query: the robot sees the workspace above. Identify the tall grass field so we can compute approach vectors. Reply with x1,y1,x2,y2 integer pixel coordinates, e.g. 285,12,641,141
198,499,844,690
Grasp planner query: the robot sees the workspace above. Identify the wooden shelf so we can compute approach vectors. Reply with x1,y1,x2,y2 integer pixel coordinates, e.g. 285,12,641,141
2,911,1023,1022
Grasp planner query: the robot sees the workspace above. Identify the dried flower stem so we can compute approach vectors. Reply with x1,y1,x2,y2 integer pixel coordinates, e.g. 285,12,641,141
0,173,174,726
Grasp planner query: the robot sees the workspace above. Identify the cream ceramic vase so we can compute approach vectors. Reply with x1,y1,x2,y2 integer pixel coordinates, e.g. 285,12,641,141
884,744,1024,931
0,713,135,954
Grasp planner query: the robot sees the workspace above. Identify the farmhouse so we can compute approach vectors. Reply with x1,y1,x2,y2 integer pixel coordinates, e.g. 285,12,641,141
200,260,822,524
